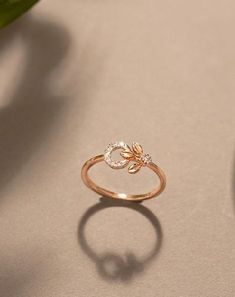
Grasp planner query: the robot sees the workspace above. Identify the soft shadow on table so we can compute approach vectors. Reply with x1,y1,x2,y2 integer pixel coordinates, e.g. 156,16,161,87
0,15,70,192
0,14,70,296
233,152,235,214
78,197,163,282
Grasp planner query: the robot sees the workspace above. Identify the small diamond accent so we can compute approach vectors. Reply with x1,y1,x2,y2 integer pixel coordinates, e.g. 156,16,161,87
143,154,152,165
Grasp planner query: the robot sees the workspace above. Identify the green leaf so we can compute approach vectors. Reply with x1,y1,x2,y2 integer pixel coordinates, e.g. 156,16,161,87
0,0,39,29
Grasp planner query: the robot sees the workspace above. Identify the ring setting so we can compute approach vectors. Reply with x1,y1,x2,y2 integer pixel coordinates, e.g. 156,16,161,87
104,141,152,173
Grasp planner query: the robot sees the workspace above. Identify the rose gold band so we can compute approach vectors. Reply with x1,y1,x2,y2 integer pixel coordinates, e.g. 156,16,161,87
81,155,166,202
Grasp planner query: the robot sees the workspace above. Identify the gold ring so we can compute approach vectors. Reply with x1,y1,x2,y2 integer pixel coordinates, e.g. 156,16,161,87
81,141,166,202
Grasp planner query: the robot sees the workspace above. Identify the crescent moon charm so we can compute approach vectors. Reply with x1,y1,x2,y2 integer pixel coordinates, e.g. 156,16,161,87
104,141,130,169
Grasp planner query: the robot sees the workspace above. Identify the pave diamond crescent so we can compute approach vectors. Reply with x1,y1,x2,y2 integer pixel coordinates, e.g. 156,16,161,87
81,140,166,202
104,141,130,169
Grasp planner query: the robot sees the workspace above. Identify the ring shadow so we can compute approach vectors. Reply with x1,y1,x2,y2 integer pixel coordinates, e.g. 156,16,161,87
78,197,163,282
0,15,70,193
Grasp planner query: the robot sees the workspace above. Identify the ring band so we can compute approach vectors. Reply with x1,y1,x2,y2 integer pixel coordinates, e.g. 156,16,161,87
81,141,166,202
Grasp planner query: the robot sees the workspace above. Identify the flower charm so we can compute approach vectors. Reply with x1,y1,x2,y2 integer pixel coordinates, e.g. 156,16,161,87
120,142,152,174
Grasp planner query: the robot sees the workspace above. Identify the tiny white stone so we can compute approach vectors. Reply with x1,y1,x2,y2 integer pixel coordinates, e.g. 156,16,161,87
143,153,152,165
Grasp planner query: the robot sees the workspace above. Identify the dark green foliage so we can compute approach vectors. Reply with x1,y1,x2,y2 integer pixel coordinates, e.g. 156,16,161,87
0,0,39,28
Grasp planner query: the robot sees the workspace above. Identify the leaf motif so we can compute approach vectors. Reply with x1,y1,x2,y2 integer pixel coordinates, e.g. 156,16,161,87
132,142,143,156
120,150,134,160
128,163,142,174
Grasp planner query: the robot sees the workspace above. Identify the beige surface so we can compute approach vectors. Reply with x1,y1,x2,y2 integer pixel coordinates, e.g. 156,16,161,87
0,1,235,296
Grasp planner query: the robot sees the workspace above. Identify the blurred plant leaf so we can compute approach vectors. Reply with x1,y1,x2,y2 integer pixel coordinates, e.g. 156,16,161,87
0,0,39,29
